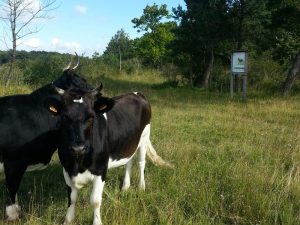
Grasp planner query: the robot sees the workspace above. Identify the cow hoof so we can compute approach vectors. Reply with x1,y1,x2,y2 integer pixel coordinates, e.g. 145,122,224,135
138,183,145,191
121,183,130,191
92,222,102,225
62,220,71,225
5,217,20,223
5,204,21,222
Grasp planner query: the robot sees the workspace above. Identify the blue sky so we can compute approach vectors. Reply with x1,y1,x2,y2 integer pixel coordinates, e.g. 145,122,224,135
0,0,185,56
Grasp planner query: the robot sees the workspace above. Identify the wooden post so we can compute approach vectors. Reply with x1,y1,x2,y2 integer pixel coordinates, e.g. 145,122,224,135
242,75,247,100
230,74,234,98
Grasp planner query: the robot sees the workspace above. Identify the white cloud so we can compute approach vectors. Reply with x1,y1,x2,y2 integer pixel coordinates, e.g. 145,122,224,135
18,37,41,48
51,37,81,53
75,5,87,15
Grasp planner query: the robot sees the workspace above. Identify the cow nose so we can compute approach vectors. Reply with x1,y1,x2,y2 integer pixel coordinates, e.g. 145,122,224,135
72,145,85,155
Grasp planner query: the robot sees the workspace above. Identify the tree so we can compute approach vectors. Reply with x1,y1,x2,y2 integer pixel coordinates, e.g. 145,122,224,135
266,0,300,95
132,3,170,33
103,29,133,71
173,0,231,87
132,4,175,67
172,0,273,88
0,0,57,86
134,22,175,67
228,0,270,50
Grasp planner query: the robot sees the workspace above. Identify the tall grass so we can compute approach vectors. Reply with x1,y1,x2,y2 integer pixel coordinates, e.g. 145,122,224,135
0,74,300,224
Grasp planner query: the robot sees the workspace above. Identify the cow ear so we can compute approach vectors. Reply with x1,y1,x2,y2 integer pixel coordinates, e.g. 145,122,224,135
94,96,114,114
44,98,62,115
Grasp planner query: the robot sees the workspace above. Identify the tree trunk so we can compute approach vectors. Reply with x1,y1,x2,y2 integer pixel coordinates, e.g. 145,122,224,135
202,49,214,88
5,42,16,87
119,45,122,72
283,50,300,96
5,5,17,86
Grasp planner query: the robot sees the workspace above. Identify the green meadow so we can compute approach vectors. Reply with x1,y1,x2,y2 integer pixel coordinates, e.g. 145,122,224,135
0,73,300,225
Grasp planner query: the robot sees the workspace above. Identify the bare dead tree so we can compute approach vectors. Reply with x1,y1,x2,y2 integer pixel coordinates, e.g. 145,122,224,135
0,0,57,86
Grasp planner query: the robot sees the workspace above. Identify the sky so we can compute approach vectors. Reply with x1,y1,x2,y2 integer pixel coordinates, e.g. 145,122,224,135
0,0,185,56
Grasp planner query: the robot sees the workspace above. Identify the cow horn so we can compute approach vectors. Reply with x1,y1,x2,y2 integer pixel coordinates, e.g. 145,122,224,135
90,82,103,96
72,52,79,70
53,85,65,95
63,54,73,71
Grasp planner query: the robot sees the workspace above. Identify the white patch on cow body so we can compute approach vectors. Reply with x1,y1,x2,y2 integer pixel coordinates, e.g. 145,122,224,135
103,113,107,120
62,168,105,225
0,162,4,173
63,169,78,225
108,155,135,169
121,160,133,191
73,97,83,104
123,124,150,191
26,163,48,172
72,170,95,189
6,204,20,221
107,125,151,170
90,176,105,225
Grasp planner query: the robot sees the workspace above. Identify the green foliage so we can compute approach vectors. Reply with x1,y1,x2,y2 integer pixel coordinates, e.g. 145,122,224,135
22,54,65,85
172,0,233,86
132,4,170,33
131,4,176,67
268,1,300,66
103,29,134,68
134,22,176,67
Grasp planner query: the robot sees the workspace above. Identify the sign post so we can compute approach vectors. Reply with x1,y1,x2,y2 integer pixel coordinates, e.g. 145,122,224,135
231,51,248,100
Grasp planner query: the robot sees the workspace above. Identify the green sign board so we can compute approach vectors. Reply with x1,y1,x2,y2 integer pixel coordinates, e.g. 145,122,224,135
231,51,248,74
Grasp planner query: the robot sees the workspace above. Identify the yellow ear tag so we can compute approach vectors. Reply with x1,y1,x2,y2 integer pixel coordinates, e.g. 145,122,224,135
49,106,58,113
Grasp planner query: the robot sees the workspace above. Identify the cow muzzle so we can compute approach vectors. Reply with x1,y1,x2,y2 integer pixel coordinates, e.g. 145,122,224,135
71,144,87,155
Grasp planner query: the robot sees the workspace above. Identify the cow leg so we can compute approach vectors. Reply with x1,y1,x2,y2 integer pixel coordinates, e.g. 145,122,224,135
90,176,105,225
4,161,27,221
138,144,147,190
121,159,132,191
62,169,78,225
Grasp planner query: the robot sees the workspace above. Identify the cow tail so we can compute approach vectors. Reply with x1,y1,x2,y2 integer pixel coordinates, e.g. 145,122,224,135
145,140,174,168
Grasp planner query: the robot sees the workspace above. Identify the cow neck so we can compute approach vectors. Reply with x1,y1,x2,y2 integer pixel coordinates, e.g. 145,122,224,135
30,84,53,103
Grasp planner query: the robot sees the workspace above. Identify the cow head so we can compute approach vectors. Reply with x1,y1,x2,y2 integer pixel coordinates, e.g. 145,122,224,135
53,84,114,156
53,53,93,92
44,53,94,117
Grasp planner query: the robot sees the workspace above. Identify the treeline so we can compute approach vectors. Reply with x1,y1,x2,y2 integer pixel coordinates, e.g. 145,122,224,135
0,0,299,94
100,0,300,93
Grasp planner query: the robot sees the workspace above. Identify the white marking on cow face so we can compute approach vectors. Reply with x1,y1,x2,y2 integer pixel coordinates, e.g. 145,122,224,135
26,163,48,172
103,113,107,120
6,204,21,221
133,92,138,95
90,176,105,225
72,170,95,189
73,97,84,104
0,162,4,173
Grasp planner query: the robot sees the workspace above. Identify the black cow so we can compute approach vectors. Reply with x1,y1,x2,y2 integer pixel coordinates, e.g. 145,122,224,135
0,63,93,221
54,87,173,225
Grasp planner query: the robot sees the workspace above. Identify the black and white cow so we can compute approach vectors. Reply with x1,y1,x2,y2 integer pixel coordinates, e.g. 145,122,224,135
0,60,94,221
54,86,173,225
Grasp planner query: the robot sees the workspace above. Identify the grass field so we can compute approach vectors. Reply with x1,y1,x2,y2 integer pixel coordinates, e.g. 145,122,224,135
0,73,300,225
